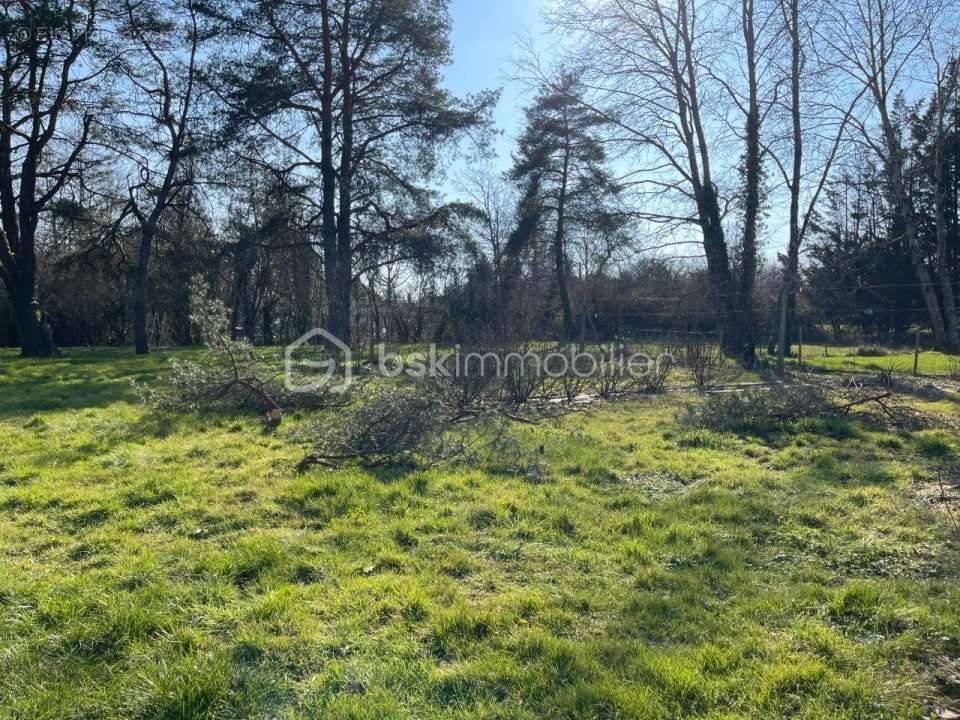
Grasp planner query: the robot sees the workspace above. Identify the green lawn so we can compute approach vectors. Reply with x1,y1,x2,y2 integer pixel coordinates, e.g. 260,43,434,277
781,344,960,377
0,348,958,718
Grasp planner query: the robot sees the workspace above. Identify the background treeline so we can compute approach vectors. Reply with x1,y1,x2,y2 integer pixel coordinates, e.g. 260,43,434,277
1,0,958,360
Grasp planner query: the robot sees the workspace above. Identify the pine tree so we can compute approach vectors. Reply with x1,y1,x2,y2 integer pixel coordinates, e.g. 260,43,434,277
511,74,619,339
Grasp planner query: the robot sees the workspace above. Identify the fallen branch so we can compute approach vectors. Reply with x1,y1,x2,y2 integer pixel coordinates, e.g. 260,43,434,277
938,472,960,538
833,392,892,414
499,410,539,424
137,279,353,423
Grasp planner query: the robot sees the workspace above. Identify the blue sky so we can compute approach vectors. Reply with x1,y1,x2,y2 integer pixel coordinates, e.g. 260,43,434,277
437,0,723,262
443,0,548,169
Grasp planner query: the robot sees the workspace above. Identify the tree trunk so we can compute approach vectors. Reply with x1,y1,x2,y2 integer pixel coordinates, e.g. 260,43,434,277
336,243,353,347
319,0,340,344
1,219,55,356
243,302,257,342
554,146,575,339
935,173,960,350
737,0,760,365
554,237,574,340
698,184,744,358
878,108,949,350
262,302,275,346
334,0,354,348
292,243,313,337
785,265,798,353
933,76,960,351
10,275,54,357
371,286,382,344
133,224,155,355
783,0,802,356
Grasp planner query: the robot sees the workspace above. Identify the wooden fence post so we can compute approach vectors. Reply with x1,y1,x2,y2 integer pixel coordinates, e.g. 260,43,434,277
914,330,921,377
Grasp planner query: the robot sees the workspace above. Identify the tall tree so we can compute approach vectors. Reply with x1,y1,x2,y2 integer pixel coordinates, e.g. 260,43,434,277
821,0,952,349
736,0,763,362
546,0,764,361
765,0,863,356
116,0,202,354
0,0,103,356
210,0,494,345
511,74,618,339
928,54,960,348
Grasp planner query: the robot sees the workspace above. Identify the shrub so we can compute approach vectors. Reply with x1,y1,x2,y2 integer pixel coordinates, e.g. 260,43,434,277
501,343,548,404
948,355,960,380
544,352,590,402
431,349,504,410
855,346,887,357
299,382,452,467
682,337,723,394
136,278,350,424
875,361,900,387
590,358,634,399
635,349,674,394
679,384,831,434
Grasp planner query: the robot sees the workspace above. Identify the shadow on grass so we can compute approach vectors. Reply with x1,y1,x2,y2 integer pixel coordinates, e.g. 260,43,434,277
0,347,198,417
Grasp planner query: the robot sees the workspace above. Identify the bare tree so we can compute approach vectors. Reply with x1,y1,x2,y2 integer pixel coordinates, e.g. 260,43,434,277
765,0,864,357
115,0,202,354
0,0,103,356
544,0,763,362
820,0,952,349
930,51,960,349
456,161,515,303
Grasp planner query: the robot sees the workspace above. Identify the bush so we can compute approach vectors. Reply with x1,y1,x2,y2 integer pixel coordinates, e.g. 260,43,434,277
590,358,635,399
501,343,548,404
679,384,831,434
136,279,351,424
948,356,960,380
682,337,723,394
876,361,900,387
297,379,545,471
300,382,452,467
635,348,674,394
855,346,887,357
431,349,504,410
547,355,591,402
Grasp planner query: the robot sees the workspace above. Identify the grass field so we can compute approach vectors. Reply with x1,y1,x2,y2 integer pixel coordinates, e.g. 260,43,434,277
0,348,959,718
781,344,960,377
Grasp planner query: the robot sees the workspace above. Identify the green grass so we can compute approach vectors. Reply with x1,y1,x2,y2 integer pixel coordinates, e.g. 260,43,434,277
781,343,960,376
0,347,958,718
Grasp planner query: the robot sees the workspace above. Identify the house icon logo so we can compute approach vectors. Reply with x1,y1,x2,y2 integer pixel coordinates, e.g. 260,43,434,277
284,328,352,394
